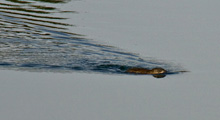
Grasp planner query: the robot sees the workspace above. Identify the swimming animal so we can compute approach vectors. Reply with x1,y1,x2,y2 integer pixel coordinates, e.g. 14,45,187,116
126,67,188,78
125,67,167,78
126,67,167,74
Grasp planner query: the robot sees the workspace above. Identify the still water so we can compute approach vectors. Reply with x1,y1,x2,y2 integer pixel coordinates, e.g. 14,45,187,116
0,0,184,78
1,0,220,120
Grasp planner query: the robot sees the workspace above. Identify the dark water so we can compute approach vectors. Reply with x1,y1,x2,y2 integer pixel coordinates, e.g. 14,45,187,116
0,0,184,77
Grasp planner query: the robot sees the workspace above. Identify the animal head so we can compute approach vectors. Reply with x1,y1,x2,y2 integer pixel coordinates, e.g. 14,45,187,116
151,68,167,74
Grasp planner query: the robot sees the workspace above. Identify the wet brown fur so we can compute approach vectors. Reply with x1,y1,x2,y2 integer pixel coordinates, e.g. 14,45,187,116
126,67,167,74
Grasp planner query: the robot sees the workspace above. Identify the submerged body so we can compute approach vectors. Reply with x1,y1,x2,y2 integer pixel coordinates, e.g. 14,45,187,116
126,67,167,74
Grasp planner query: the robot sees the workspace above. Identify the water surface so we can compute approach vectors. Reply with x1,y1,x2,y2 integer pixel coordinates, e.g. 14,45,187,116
0,0,184,77
1,0,220,120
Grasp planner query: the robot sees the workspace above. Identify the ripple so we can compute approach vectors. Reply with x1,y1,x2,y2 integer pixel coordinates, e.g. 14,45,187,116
0,0,185,78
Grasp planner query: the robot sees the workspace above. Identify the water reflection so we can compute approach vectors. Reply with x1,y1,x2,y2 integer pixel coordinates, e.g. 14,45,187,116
32,0,68,4
0,0,184,78
7,0,68,4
